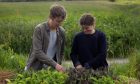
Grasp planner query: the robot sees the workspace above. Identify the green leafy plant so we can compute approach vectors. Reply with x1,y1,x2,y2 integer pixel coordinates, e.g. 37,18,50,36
8,68,68,84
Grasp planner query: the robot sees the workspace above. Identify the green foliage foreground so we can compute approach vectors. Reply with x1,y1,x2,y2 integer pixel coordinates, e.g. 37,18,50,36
0,44,140,84
8,69,68,84
7,68,139,84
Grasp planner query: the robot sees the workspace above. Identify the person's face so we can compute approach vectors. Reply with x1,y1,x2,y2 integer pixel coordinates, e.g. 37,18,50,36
51,17,64,29
82,25,95,34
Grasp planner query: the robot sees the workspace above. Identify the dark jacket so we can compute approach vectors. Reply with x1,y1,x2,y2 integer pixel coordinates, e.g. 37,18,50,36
70,30,108,70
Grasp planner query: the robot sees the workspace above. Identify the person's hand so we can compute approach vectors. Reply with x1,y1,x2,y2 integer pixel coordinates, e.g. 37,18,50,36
24,66,28,71
55,64,65,72
84,63,90,69
76,64,83,69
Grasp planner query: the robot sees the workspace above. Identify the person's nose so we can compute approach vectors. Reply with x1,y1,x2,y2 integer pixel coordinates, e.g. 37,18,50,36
84,27,89,30
58,22,63,26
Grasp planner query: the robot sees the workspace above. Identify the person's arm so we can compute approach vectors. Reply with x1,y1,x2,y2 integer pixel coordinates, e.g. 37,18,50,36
70,35,82,68
86,32,107,67
32,26,57,68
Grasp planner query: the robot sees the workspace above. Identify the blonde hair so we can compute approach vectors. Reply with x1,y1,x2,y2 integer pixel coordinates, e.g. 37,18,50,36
49,4,66,19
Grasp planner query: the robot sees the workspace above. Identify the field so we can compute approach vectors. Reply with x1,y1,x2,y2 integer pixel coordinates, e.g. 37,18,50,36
0,0,140,83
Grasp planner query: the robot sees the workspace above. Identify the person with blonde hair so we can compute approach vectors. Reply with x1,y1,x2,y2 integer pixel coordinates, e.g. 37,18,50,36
25,4,67,72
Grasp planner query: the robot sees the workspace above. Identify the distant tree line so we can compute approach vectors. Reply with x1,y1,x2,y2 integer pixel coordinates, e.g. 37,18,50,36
0,0,106,2
0,0,64,2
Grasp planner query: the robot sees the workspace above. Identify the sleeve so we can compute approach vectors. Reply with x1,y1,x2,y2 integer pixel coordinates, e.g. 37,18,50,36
70,35,81,67
60,28,65,64
32,26,57,67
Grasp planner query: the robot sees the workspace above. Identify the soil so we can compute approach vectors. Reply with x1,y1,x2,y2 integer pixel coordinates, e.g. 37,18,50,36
0,71,14,84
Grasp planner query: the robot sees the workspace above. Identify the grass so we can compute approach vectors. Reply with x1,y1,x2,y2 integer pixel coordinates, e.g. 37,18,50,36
0,1,140,83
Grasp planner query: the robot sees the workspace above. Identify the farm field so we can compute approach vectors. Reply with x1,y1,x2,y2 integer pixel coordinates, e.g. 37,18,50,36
0,0,140,83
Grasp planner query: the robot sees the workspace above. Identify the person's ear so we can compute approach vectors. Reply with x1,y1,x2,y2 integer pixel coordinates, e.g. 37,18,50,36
49,15,55,20
93,22,96,28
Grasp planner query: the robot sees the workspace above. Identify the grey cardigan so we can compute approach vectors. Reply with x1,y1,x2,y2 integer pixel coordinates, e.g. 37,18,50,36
26,22,65,70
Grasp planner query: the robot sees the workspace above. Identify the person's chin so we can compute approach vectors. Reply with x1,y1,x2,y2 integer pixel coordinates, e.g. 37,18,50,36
84,32,92,34
56,26,59,28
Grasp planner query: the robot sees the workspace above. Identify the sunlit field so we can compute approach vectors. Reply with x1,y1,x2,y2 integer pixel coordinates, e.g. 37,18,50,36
0,1,140,83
